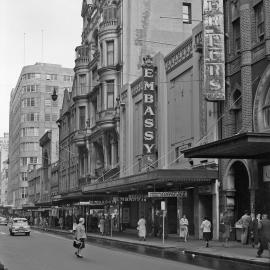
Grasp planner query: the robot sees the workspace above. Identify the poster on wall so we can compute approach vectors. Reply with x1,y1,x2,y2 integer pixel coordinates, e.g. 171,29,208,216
203,0,225,101
142,55,156,164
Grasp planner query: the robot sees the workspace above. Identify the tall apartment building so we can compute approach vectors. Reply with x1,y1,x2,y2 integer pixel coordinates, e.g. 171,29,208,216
0,133,9,205
8,63,73,209
57,0,202,196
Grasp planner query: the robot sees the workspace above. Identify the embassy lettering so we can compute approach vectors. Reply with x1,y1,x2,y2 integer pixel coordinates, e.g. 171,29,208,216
142,60,156,155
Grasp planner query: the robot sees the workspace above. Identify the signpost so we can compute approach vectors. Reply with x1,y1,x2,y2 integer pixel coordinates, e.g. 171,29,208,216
161,201,166,245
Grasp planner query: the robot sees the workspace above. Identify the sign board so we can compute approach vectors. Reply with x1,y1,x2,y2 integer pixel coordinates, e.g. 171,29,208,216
142,55,156,158
161,201,166,211
198,185,212,195
203,0,225,101
148,191,187,198
263,165,270,182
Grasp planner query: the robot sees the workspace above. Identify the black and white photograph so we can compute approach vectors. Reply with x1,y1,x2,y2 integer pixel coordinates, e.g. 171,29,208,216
0,0,270,269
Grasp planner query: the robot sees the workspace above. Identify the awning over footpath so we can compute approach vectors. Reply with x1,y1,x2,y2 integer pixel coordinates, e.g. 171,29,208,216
183,132,270,159
82,169,218,193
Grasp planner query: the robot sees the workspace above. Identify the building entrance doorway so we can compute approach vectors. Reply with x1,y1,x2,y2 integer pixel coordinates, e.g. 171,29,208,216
231,161,250,221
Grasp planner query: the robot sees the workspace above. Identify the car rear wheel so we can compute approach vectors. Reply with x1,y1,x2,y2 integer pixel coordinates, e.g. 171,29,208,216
26,232,30,236
10,231,14,236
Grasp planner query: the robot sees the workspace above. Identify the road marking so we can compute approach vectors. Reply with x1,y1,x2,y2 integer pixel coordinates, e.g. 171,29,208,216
0,232,6,235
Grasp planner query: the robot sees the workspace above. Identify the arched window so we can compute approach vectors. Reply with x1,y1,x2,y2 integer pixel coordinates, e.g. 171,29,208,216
263,88,270,129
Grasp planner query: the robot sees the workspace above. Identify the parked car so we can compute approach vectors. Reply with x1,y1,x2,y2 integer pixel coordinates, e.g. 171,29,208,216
0,217,7,225
9,218,31,236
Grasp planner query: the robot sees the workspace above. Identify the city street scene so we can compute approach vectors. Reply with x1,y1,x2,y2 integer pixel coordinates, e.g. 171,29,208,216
0,0,270,269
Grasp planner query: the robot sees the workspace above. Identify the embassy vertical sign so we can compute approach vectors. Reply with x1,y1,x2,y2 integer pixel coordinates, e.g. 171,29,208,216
142,55,156,158
203,0,225,101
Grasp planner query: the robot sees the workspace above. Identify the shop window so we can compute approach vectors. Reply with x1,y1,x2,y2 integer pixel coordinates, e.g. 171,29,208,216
45,114,51,121
254,2,264,43
233,19,241,54
182,3,192,24
107,40,114,66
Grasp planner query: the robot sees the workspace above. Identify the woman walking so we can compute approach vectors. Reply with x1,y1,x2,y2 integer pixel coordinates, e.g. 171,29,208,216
74,217,87,258
200,217,212,248
99,215,105,236
137,216,146,241
179,214,189,242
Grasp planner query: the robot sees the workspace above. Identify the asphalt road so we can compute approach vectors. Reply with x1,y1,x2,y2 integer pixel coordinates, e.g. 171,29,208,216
0,225,211,270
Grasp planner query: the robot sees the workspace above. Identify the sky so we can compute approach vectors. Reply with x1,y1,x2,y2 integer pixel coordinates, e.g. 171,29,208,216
0,0,82,136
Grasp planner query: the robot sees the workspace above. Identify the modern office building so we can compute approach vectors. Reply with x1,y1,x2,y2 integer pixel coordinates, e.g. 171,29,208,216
8,63,73,209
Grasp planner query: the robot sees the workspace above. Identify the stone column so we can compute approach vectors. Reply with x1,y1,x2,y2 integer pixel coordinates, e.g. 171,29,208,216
212,180,219,240
264,0,270,59
102,134,109,169
240,0,253,131
111,139,118,167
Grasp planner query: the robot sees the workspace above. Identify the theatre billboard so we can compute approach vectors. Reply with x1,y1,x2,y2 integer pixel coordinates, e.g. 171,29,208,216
203,0,225,101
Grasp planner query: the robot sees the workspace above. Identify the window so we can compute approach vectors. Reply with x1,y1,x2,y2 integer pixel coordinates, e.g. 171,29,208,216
21,172,28,182
182,3,192,24
52,114,58,121
45,114,51,121
255,2,264,42
79,74,86,94
107,80,114,108
46,74,57,80
263,89,270,128
21,157,28,166
103,6,117,21
79,106,86,130
233,19,241,54
29,157,37,164
107,40,114,65
63,75,73,81
21,187,27,199
100,43,103,65
45,99,51,106
21,127,39,137
52,100,58,107
23,113,39,122
23,85,39,93
232,90,242,133
22,98,36,107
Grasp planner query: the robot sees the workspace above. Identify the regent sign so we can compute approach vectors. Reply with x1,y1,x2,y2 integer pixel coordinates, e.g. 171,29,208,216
142,55,156,156
203,0,225,101
148,191,188,198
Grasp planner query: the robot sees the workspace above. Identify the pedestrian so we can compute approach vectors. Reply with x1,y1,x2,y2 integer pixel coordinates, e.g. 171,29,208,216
239,210,251,245
99,215,105,235
256,214,270,258
179,214,189,242
74,217,87,258
220,211,232,247
249,213,260,248
137,216,146,241
59,216,63,230
104,215,111,236
200,217,211,248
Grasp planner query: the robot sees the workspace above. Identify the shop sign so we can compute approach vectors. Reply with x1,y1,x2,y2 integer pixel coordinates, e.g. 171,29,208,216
148,191,187,198
203,0,225,101
263,165,270,182
119,194,147,202
142,55,156,158
198,185,212,195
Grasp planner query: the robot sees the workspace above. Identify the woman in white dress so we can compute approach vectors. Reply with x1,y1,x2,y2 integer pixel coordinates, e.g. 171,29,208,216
179,214,189,242
137,216,146,241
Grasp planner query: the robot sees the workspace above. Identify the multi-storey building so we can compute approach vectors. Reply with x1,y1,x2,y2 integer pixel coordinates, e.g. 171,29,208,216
184,0,270,236
58,0,202,205
8,63,73,209
0,133,9,206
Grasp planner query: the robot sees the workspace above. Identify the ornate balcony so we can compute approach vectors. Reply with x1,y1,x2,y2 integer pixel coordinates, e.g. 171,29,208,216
99,19,119,35
75,45,90,69
96,108,116,130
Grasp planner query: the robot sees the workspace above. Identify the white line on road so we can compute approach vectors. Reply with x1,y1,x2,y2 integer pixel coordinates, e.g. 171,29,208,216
0,232,6,235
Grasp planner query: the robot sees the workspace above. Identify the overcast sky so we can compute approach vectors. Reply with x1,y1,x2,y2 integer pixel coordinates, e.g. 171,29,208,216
0,0,82,136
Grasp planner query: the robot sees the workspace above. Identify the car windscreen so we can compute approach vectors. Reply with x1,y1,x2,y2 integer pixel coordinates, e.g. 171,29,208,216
14,220,28,225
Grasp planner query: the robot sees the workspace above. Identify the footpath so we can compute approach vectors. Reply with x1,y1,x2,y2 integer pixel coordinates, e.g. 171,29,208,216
31,226,270,267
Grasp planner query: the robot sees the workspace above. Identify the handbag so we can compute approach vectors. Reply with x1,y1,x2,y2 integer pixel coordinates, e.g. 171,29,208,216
73,239,82,249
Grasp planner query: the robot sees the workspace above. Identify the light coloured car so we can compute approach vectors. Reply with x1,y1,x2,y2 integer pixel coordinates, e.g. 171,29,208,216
9,218,31,236
0,216,8,225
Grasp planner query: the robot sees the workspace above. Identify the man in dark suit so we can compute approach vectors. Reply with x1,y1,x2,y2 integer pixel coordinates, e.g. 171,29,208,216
257,214,270,258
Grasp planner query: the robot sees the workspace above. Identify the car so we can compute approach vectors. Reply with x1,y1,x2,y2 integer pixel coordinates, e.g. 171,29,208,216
0,217,8,225
9,218,31,236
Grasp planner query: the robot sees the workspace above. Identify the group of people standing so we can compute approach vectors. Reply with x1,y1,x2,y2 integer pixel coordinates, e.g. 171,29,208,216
238,211,270,257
